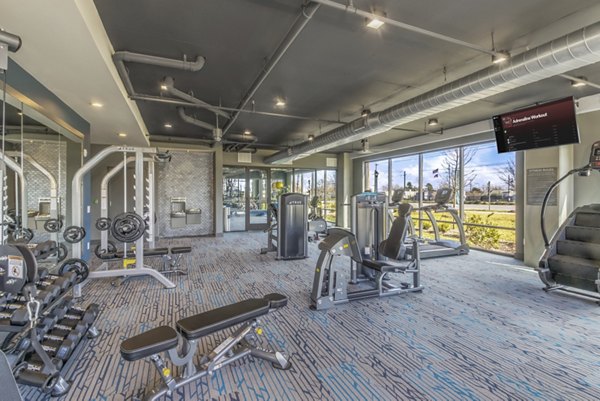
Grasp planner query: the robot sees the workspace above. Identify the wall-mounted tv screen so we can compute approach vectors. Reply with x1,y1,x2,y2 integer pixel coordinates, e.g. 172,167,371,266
493,96,579,153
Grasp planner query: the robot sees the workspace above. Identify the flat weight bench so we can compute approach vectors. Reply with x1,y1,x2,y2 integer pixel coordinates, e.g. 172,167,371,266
100,247,170,261
160,246,191,275
120,293,291,401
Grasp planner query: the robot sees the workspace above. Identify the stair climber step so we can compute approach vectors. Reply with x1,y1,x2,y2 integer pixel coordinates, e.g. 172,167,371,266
556,240,600,260
574,212,600,229
565,225,600,243
548,254,600,293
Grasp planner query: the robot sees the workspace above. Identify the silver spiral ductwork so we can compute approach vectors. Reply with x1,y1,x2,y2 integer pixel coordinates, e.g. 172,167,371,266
265,21,600,164
0,30,21,52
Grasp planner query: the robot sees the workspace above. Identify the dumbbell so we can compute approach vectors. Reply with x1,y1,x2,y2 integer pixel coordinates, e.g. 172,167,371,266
0,302,35,325
40,338,76,361
45,325,86,344
68,304,100,324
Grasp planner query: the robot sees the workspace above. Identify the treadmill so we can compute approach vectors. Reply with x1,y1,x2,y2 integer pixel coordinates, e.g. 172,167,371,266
407,187,469,259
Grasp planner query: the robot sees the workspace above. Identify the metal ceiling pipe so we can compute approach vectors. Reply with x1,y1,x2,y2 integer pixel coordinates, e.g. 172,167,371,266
177,107,215,130
163,76,230,119
313,0,496,56
265,21,600,164
0,30,22,52
149,135,214,144
221,1,320,136
114,51,205,71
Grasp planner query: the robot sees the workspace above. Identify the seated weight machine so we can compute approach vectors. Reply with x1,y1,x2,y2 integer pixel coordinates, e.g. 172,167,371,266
310,204,423,310
260,193,308,260
307,195,328,241
71,146,176,297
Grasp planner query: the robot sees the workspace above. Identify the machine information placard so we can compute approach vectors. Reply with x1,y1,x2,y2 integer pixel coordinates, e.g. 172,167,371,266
527,168,557,205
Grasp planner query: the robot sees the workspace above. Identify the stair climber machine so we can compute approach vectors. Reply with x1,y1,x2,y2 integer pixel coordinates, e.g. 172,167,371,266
307,196,328,241
406,187,469,259
538,140,600,301
310,203,423,310
260,193,308,260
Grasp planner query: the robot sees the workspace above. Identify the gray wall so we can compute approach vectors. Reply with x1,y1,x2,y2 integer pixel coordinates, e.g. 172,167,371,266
157,151,215,237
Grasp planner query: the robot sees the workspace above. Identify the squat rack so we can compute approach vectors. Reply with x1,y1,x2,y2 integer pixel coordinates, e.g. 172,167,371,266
72,146,175,297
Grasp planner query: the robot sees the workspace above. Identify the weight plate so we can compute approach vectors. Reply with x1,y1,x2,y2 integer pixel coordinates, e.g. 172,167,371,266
59,259,90,284
95,217,112,232
43,218,63,233
12,227,34,243
56,243,68,262
94,240,116,258
111,212,145,243
63,226,86,244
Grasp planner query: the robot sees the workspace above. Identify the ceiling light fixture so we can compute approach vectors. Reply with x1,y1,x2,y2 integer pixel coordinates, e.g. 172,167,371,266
492,50,510,64
243,129,252,135
275,98,286,108
427,118,439,126
361,138,370,153
366,17,385,30
91,102,103,108
308,134,315,141
361,108,371,117
17,112,23,116
164,123,172,128
571,76,588,87
118,132,127,137
160,84,168,91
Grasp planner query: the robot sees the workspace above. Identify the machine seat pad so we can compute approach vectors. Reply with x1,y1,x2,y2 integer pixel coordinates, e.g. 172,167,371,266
362,259,407,273
171,247,192,254
120,326,178,362
177,298,271,340
144,248,169,256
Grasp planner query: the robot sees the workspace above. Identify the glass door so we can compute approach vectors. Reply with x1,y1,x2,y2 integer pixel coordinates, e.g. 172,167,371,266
223,167,247,232
247,168,269,231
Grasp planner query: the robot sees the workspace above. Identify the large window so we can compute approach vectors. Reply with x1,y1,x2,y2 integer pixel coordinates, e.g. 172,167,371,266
463,142,516,254
365,160,389,194
364,141,516,254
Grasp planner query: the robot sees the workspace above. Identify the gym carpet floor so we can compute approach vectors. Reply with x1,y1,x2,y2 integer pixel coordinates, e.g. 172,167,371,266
21,233,600,400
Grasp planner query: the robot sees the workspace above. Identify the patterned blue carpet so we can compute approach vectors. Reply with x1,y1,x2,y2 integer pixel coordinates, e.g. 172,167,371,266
20,232,600,400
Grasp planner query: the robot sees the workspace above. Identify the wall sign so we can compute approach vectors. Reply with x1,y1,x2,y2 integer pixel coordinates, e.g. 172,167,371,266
527,167,557,205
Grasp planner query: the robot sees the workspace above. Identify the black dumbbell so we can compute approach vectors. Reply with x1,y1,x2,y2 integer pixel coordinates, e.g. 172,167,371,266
55,318,87,334
40,276,71,293
40,338,76,361
46,326,85,344
0,303,33,325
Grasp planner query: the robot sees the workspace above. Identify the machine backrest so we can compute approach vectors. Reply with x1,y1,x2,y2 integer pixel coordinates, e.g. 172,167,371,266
379,203,412,260
391,189,404,204
435,187,453,205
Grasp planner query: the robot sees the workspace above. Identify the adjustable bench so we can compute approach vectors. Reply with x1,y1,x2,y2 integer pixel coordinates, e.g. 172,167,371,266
120,293,291,401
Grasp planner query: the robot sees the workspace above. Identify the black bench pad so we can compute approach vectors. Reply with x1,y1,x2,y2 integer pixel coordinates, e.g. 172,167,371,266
171,246,191,254
177,299,270,340
120,326,178,362
145,248,169,256
362,259,407,273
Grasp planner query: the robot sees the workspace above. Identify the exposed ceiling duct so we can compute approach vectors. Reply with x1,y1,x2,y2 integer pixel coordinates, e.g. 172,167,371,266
113,51,205,100
177,107,214,130
265,21,600,164
162,76,230,119
0,30,22,52
176,107,257,144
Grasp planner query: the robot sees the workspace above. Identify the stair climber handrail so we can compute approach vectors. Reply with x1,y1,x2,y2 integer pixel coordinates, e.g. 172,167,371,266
541,165,592,248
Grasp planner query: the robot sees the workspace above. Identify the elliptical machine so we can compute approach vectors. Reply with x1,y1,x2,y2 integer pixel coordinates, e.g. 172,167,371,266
307,196,328,241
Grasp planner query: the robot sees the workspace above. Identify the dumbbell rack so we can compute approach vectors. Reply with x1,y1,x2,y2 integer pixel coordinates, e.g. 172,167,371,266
0,268,100,396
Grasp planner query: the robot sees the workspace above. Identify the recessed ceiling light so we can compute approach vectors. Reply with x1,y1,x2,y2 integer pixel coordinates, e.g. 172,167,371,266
571,76,587,87
427,118,439,126
492,50,510,64
17,112,23,116
275,98,286,108
160,84,168,91
164,123,172,128
91,102,104,108
308,134,315,141
118,132,127,137
243,129,252,135
366,18,385,30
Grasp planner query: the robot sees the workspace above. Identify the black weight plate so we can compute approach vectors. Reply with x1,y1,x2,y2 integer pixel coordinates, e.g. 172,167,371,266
111,212,145,243
59,259,90,284
95,217,112,232
56,243,68,262
63,226,86,244
43,218,63,233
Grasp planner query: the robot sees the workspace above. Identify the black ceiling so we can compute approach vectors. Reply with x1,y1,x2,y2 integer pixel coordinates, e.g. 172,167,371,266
94,0,600,152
